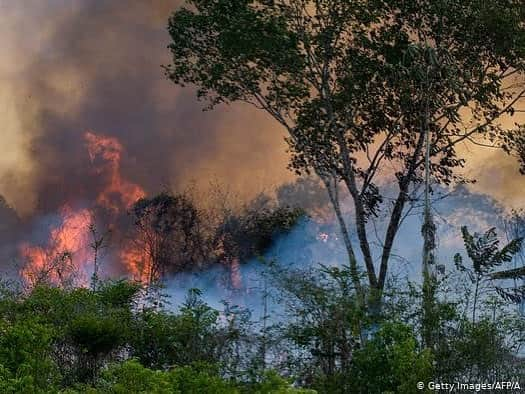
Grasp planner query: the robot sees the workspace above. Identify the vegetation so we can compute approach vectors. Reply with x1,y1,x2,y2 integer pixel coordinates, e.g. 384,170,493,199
0,236,523,392
3,213,525,392
125,190,306,287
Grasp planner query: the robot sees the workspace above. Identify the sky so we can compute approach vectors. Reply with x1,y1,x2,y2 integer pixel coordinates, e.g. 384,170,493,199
0,0,523,218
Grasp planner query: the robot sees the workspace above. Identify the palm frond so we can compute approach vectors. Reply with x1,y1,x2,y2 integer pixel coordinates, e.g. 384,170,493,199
490,266,525,280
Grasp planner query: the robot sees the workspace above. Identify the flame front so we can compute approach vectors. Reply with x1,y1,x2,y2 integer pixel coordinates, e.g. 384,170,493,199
84,131,150,282
119,245,152,284
20,131,150,287
85,131,146,211
20,206,93,287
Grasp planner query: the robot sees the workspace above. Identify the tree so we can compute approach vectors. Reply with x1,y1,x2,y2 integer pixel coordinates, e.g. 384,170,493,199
274,265,363,391
215,200,305,265
454,226,523,322
0,319,60,392
88,223,112,291
130,288,222,369
165,0,525,310
130,192,209,284
7,281,141,387
489,210,525,306
68,312,128,383
350,323,433,394
95,360,239,394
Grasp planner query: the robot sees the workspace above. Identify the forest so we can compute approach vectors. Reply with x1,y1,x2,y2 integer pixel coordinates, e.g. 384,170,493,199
1,0,525,393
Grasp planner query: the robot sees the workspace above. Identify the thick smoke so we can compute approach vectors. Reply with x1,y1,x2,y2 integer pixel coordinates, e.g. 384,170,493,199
0,0,292,218
162,182,514,317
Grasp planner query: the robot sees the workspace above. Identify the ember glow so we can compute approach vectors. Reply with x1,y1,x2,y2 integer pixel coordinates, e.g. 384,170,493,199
229,257,242,290
19,131,150,287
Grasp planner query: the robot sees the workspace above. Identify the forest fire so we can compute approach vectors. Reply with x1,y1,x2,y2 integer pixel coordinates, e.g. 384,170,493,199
2,2,525,391
119,246,152,284
20,206,93,287
19,131,150,287
85,131,146,212
18,131,254,289
84,131,151,282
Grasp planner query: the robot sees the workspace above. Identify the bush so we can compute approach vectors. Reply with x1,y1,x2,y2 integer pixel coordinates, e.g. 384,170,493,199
0,319,59,392
350,323,433,394
95,360,238,393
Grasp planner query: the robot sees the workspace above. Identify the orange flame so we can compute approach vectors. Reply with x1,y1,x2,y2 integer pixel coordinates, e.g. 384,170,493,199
230,257,242,290
84,131,150,281
20,131,150,287
20,206,93,287
85,131,145,212
119,245,152,284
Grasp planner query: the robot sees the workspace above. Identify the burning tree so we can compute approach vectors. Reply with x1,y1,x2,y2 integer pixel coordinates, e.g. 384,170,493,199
165,0,525,311
213,192,305,291
19,131,148,288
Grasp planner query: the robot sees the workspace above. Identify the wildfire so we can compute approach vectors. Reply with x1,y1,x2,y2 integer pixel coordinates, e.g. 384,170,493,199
20,131,150,287
20,206,93,287
230,257,242,290
119,246,152,284
84,131,150,281
85,131,145,211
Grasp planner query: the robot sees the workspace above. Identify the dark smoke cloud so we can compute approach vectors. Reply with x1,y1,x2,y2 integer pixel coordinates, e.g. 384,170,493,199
0,0,292,217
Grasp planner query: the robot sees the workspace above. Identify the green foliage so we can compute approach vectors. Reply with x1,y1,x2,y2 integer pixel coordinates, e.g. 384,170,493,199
166,363,238,394
433,316,523,383
165,0,525,301
274,265,364,392
0,281,142,386
5,0,525,367
250,371,316,394
130,289,220,369
96,280,141,308
0,260,522,392
69,313,126,356
455,226,524,318
350,323,433,394
70,360,236,394
451,320,508,379
457,227,522,275
0,319,59,392
279,266,360,352
130,310,181,370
